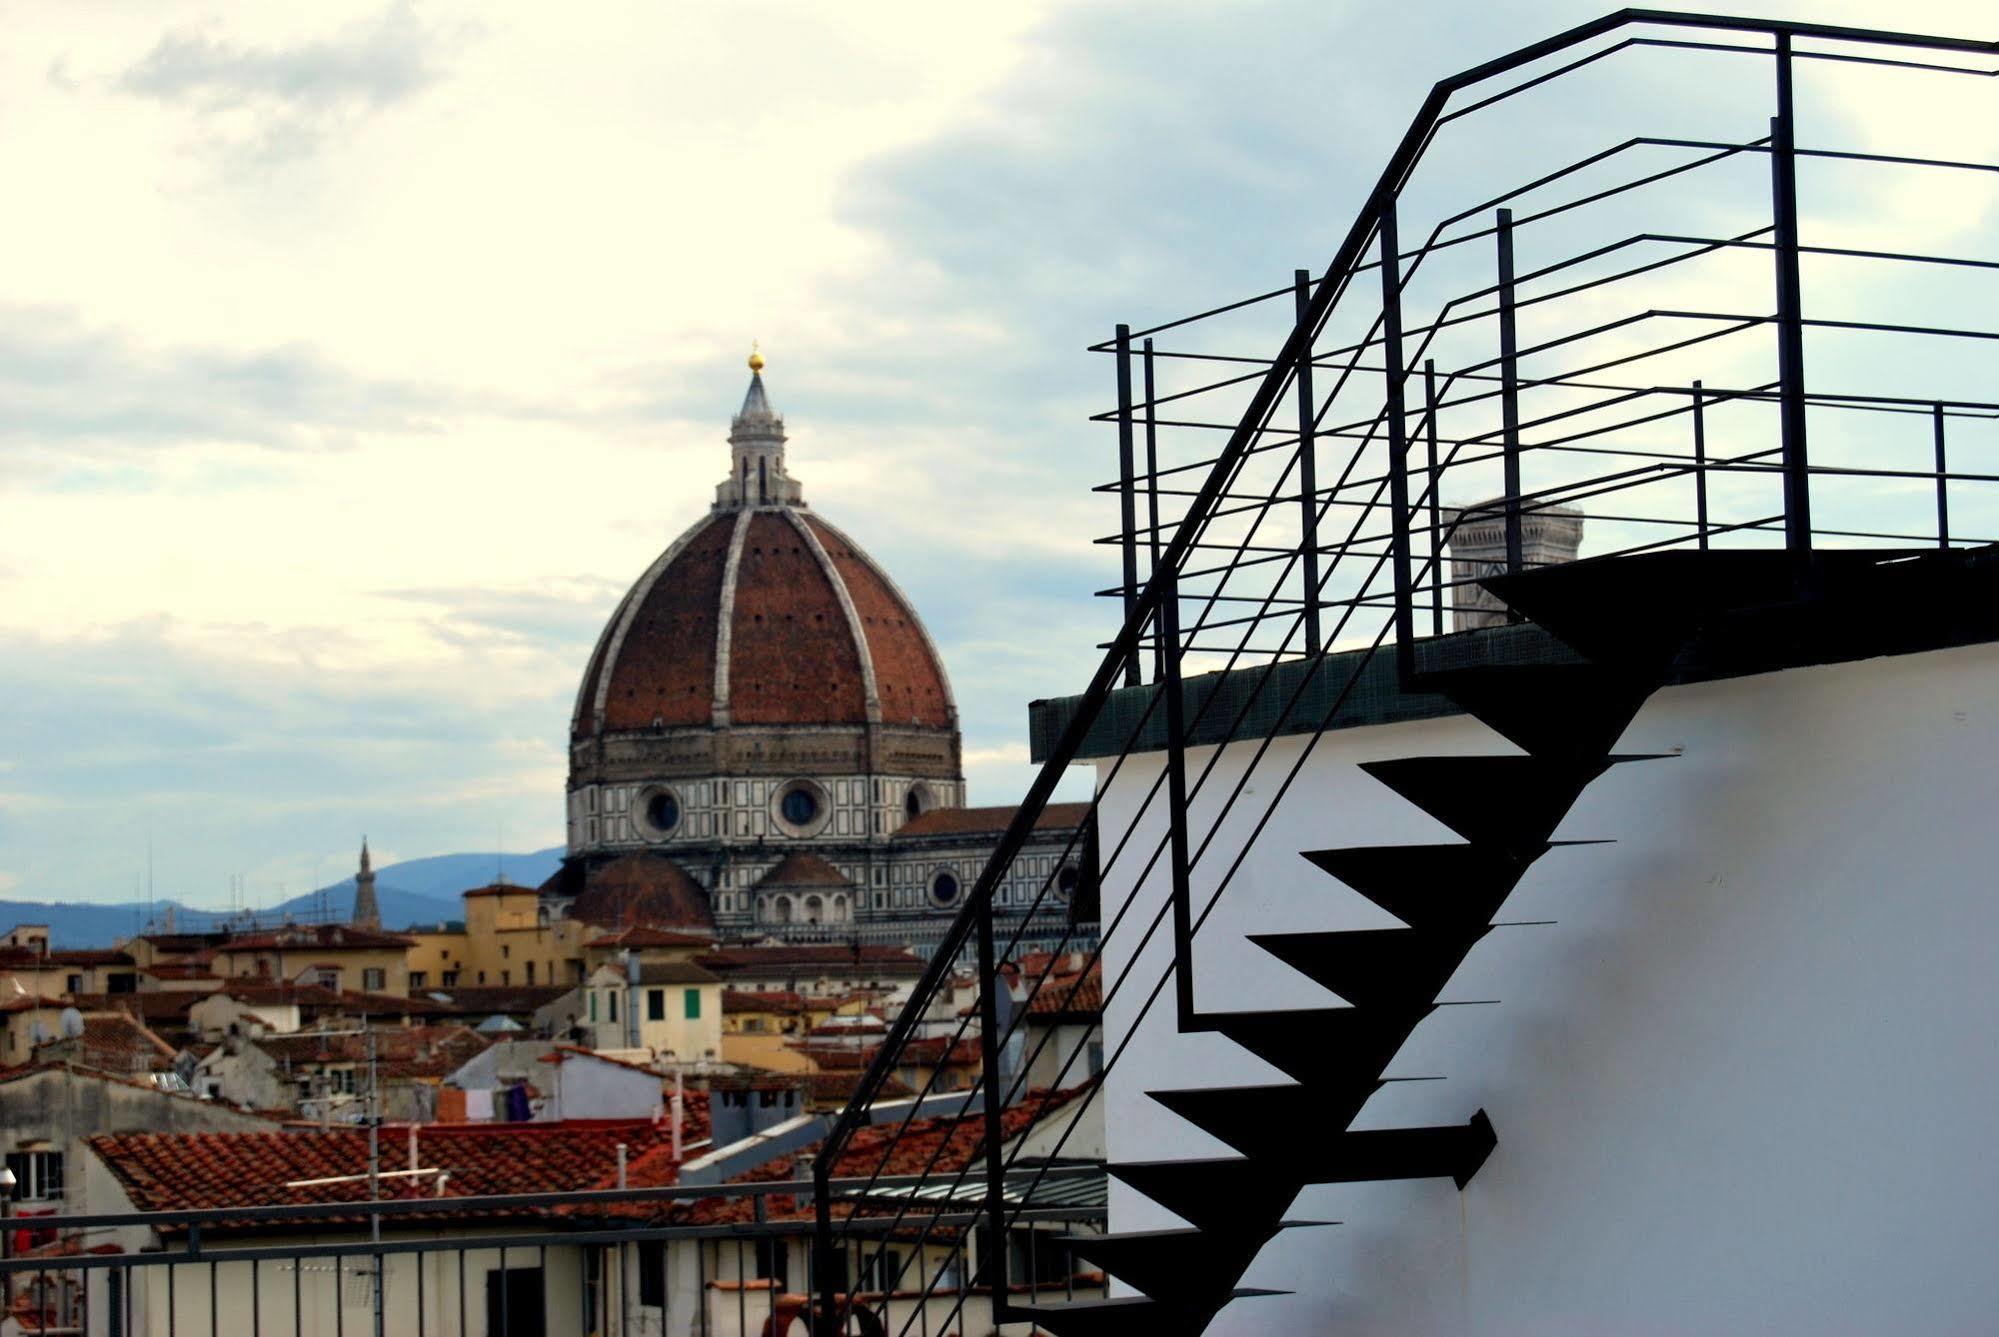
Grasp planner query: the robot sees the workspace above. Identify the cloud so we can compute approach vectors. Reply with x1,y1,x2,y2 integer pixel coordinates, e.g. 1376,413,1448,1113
0,614,571,906
0,303,467,462
111,2,460,164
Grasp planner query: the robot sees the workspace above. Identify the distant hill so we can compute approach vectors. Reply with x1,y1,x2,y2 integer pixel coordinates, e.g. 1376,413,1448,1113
0,846,566,949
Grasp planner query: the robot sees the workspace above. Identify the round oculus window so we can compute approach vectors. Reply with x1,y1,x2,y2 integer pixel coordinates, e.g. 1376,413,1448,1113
781,787,819,825
1057,865,1080,897
929,870,960,908
632,785,683,840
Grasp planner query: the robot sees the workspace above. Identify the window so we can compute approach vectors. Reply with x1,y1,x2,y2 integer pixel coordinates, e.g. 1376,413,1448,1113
755,1240,789,1288
781,788,818,824
4,1150,63,1202
500,970,511,986
526,961,536,985
441,971,459,987
65,973,82,994
315,968,340,990
361,968,385,992
647,791,680,835
647,990,665,1022
589,991,599,1023
608,991,619,1022
409,972,428,989
928,869,961,908
638,1240,667,1308
684,989,702,1020
502,945,511,960
861,1247,903,1292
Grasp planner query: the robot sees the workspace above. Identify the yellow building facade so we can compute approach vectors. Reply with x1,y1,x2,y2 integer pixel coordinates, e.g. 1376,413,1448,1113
404,885,594,992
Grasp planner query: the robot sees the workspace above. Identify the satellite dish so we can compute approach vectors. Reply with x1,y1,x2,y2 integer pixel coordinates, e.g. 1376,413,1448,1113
60,1007,86,1040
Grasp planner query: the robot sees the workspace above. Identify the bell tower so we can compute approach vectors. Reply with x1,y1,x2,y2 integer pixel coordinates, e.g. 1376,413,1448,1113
351,838,382,930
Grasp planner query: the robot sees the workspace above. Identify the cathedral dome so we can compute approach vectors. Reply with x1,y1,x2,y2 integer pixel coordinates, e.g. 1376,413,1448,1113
571,362,956,741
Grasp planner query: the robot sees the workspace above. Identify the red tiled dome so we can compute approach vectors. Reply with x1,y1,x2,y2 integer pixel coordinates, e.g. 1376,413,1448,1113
571,509,955,739
549,853,716,931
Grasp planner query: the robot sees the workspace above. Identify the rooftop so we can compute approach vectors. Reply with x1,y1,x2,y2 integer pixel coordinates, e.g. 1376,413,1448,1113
894,802,1092,840
89,1111,714,1217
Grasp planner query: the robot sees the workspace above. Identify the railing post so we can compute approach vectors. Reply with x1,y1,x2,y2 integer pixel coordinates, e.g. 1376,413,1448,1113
1294,269,1323,656
1770,34,1813,558
1378,203,1417,685
974,899,1011,1320
1693,379,1710,550
1143,337,1165,681
1160,568,1195,1028
811,1158,842,1330
1933,402,1950,548
1115,324,1142,687
1424,359,1444,636
1495,207,1525,600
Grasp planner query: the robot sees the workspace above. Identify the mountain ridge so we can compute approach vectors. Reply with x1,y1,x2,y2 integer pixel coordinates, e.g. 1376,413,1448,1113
1,846,567,948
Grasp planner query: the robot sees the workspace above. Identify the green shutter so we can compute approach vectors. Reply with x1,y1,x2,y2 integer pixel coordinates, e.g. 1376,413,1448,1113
684,988,702,1020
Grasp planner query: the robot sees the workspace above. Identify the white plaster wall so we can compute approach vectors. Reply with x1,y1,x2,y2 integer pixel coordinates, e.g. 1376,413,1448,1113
1097,640,1999,1335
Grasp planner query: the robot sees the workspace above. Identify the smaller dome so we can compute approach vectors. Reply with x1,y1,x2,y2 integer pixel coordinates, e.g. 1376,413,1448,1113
546,854,714,931
753,852,853,892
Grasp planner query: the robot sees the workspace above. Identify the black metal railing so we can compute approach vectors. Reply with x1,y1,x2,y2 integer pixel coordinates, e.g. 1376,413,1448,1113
813,12,1998,1333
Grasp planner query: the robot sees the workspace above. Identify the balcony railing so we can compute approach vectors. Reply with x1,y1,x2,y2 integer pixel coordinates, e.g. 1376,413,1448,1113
0,1170,1104,1336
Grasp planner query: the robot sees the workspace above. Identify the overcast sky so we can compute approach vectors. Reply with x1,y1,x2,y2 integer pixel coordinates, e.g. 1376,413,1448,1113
2,0,1990,908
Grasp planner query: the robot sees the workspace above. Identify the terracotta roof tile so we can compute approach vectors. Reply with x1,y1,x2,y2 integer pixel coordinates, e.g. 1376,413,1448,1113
695,945,923,973
564,854,714,931
803,514,952,728
601,513,734,732
252,1026,492,1080
220,924,414,952
416,985,570,1017
40,1014,177,1073
1025,963,1102,1018
88,1109,714,1217
721,989,806,1014
575,504,955,740
729,512,868,725
894,802,1091,840
460,883,538,899
751,853,852,890
583,926,714,950
667,1084,1089,1227
65,992,200,1022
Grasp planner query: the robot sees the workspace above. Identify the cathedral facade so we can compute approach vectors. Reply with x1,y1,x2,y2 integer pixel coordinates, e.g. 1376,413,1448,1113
546,354,1088,956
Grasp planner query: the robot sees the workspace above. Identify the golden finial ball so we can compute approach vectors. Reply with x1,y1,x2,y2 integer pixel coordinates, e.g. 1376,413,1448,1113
748,342,765,373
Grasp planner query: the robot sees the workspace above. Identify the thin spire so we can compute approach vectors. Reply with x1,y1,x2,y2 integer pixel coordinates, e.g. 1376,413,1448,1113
352,836,381,930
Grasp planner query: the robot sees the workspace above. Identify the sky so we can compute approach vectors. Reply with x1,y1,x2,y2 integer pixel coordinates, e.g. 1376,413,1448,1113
2,0,1991,908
